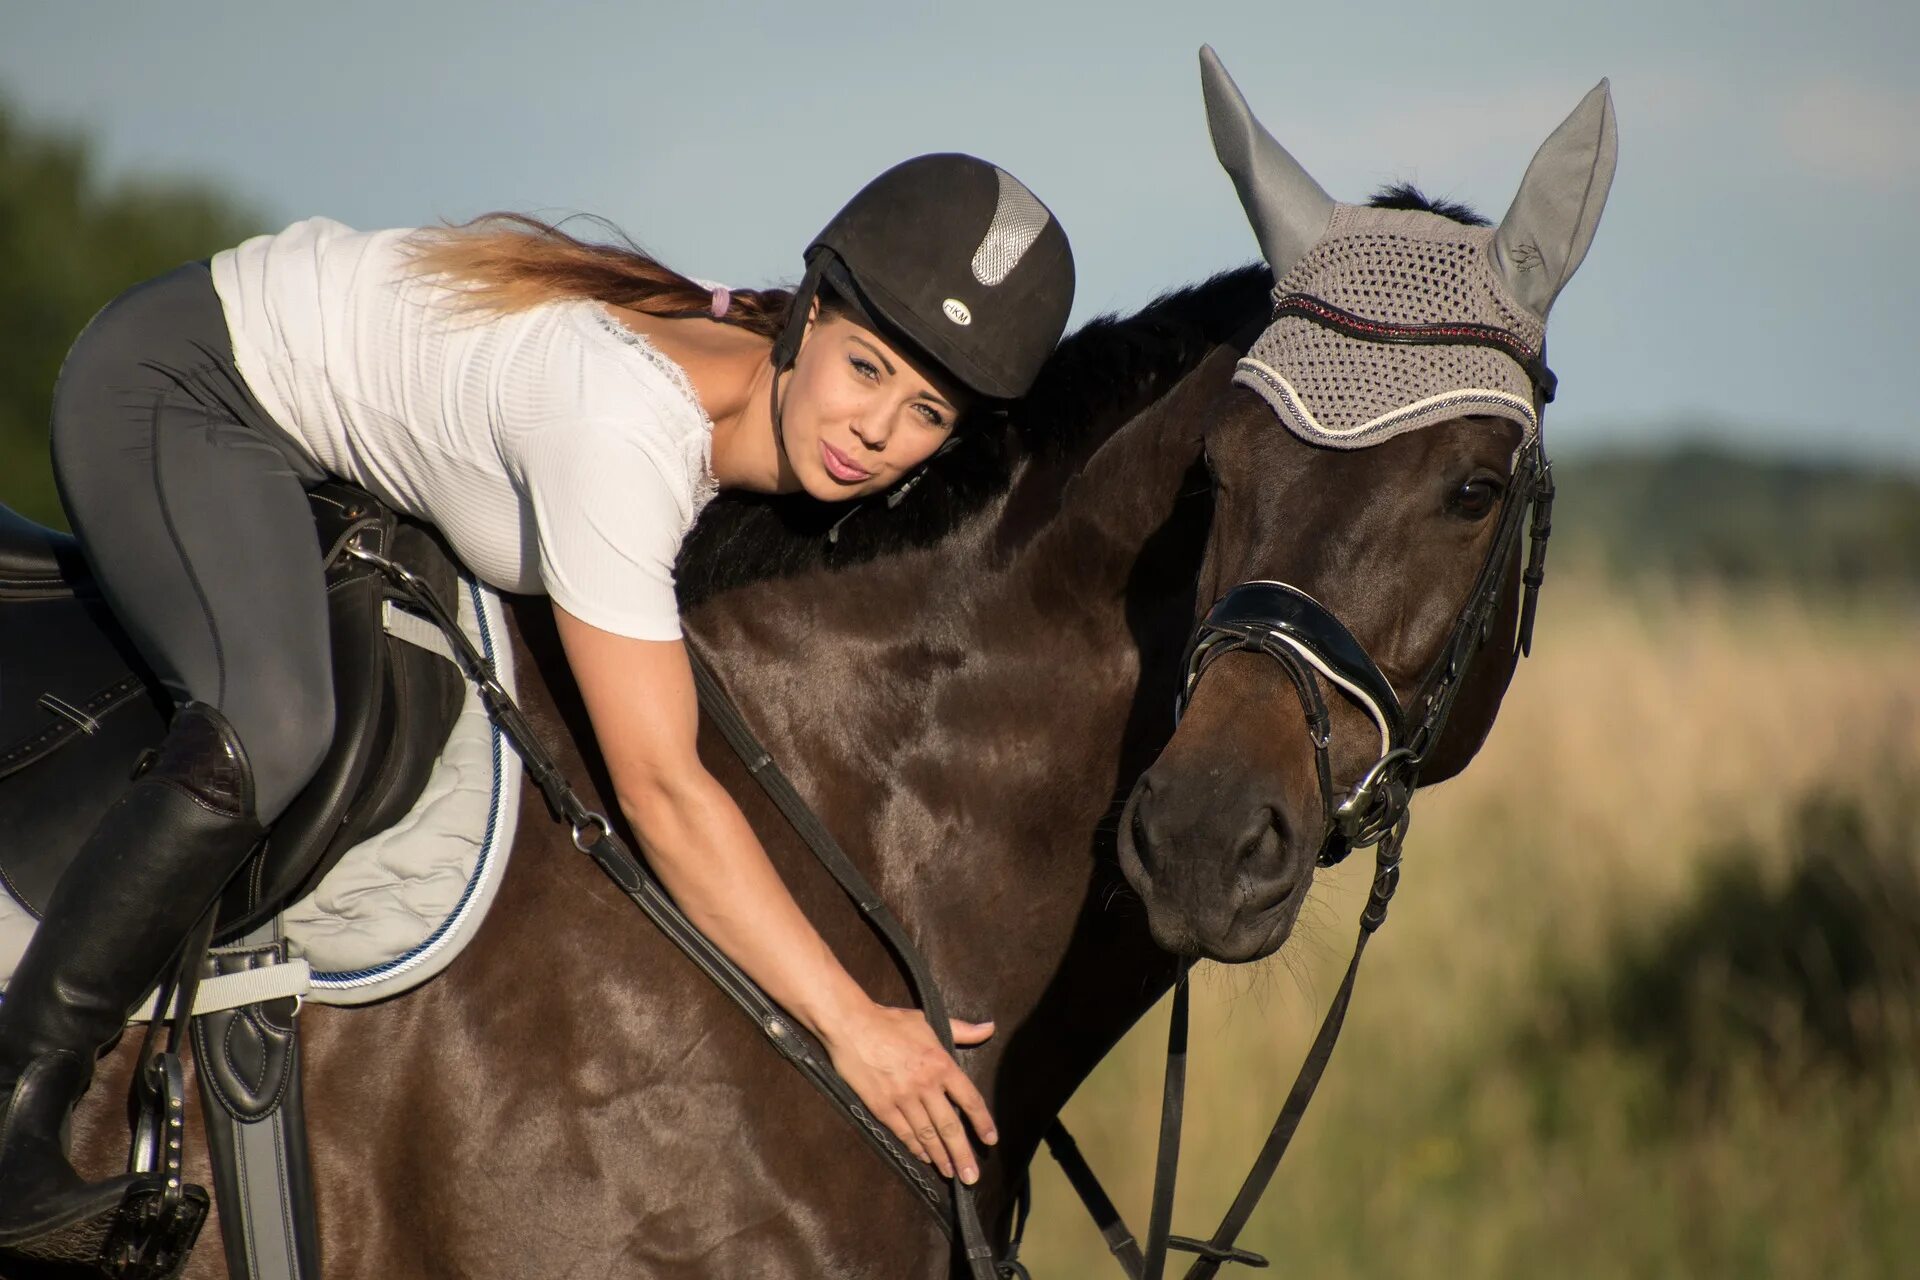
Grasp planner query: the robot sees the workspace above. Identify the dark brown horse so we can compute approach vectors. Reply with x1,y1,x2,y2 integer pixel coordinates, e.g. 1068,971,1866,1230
60,51,1617,1276
56,261,1523,1280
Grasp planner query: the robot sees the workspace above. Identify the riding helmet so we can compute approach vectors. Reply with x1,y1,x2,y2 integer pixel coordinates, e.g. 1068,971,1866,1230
771,154,1075,402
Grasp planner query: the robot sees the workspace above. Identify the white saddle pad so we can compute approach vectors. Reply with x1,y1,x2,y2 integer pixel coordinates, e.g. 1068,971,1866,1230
0,573,523,1012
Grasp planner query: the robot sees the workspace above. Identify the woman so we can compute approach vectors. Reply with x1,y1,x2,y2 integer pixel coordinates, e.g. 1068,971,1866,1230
0,154,1074,1263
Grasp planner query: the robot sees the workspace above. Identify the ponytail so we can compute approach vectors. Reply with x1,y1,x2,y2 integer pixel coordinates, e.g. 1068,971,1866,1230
402,212,793,338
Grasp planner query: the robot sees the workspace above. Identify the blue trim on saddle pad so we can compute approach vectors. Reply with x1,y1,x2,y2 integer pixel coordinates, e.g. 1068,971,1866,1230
302,574,517,998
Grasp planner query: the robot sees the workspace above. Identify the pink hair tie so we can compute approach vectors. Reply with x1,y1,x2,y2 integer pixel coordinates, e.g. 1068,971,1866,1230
709,286,731,319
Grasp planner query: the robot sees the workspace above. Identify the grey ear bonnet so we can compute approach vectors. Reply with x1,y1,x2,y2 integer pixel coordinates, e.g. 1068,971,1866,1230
1200,46,1616,450
1235,206,1549,447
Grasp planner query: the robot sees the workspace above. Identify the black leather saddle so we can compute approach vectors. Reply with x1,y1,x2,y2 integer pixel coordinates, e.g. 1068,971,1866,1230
0,481,466,941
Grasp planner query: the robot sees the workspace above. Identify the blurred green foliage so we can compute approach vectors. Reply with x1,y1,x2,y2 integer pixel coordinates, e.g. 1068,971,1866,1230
3,90,1917,601
1546,788,1920,1103
0,97,262,527
1554,446,1920,592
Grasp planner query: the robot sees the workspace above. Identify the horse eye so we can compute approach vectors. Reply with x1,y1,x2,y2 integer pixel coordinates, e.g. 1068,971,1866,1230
1447,477,1501,519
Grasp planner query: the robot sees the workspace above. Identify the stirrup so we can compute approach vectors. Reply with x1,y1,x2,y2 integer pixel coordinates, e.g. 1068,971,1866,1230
0,1176,208,1280
2,953,216,1276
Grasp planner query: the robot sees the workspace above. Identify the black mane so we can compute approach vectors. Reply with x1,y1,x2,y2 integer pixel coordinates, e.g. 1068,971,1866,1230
676,187,1482,605
676,264,1272,605
1367,181,1490,227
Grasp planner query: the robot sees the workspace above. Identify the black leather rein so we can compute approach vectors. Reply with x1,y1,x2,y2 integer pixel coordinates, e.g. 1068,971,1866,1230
341,543,1004,1274
1078,436,1556,1280
339,393,1554,1279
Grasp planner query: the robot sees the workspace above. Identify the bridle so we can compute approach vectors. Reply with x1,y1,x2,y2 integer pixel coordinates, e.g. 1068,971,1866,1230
1031,300,1560,1280
1179,286,1559,867
1176,434,1554,869
344,291,1562,1280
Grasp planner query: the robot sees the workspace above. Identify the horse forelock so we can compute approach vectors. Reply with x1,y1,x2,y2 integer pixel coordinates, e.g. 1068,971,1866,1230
674,264,1273,607
1366,182,1489,228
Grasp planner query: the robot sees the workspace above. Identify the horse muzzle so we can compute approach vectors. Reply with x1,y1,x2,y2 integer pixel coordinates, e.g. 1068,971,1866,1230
1117,756,1316,962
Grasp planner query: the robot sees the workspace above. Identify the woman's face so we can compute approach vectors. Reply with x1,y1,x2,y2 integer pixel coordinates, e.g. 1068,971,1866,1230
779,306,965,503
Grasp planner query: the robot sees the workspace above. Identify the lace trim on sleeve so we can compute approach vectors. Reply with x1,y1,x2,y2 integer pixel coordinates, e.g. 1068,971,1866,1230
588,306,721,513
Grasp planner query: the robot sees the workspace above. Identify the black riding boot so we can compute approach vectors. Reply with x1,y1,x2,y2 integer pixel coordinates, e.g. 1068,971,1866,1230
0,702,265,1275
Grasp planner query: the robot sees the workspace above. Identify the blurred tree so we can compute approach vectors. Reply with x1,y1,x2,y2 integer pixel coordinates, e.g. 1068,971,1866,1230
1541,785,1920,1105
1553,446,1920,593
1,93,1913,592
0,97,262,527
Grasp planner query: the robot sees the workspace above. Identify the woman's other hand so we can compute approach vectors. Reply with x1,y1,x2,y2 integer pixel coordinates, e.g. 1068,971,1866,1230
823,1005,998,1184
553,603,1001,1185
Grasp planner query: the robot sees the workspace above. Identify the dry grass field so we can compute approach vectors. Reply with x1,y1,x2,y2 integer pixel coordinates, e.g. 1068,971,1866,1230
1019,571,1920,1279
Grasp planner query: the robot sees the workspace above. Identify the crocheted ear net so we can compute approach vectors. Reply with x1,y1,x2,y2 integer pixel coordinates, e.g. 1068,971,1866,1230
1234,204,1545,450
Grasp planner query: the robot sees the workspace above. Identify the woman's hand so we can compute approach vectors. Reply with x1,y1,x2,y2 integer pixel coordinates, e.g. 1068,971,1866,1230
823,1003,998,1184
552,606,1001,1181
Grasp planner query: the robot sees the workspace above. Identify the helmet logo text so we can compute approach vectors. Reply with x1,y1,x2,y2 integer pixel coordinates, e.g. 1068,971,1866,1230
942,298,974,326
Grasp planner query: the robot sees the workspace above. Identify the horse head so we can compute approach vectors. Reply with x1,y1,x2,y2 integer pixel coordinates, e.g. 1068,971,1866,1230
1117,47,1616,962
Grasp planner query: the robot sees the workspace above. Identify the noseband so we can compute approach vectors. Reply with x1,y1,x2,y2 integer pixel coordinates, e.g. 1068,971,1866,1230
1097,430,1556,1280
1177,436,1553,868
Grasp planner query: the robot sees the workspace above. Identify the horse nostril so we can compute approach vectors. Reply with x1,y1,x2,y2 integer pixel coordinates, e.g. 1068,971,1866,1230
1130,796,1152,857
1250,820,1279,866
1237,812,1273,864
1236,806,1291,871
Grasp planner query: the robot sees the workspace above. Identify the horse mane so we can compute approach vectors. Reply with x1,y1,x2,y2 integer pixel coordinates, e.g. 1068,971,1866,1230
674,185,1482,606
675,264,1273,605
1367,181,1490,227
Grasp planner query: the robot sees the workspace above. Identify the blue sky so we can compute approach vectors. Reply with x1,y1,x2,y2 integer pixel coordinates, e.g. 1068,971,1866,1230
5,1,1915,465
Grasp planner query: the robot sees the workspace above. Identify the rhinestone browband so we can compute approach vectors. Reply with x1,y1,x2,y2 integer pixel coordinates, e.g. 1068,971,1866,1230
1269,292,1557,404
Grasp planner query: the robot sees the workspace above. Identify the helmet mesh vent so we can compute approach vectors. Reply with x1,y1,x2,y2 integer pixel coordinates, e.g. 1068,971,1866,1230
971,169,1051,287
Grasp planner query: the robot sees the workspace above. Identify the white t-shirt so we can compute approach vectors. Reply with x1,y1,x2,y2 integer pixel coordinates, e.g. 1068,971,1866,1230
209,216,718,640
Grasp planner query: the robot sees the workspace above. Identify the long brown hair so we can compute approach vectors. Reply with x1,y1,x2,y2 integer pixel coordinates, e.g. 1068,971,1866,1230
402,212,794,339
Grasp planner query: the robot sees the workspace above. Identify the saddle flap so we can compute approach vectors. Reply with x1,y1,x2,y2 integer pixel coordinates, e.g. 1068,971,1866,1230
216,489,465,938
0,482,465,941
0,591,172,914
321,522,464,852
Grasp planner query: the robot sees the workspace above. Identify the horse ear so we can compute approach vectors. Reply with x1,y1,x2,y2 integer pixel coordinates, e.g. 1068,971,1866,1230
1492,79,1618,320
1199,44,1335,281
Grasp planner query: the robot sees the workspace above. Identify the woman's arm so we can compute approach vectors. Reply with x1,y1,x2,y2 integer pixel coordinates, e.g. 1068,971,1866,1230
552,602,997,1184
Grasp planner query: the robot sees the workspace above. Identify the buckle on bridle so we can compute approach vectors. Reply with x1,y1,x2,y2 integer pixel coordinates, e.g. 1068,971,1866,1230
1168,1234,1271,1268
1332,746,1417,848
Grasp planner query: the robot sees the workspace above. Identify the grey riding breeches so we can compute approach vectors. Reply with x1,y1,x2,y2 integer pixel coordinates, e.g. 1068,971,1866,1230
49,262,336,823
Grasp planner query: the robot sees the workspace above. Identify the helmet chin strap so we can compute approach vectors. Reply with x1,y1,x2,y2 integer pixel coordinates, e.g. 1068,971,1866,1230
825,434,963,547
768,363,786,452
885,435,961,508
769,254,830,462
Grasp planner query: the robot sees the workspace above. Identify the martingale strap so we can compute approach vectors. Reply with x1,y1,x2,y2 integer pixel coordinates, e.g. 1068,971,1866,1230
683,648,1004,1275
345,498,1484,1280
342,543,1004,1278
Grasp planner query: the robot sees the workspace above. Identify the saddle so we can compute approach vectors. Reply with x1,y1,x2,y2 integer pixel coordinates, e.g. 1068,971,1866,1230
0,481,465,940
0,482,480,1280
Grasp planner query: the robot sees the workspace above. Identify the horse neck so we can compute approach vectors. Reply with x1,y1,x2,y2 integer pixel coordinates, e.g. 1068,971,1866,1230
687,347,1236,1143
